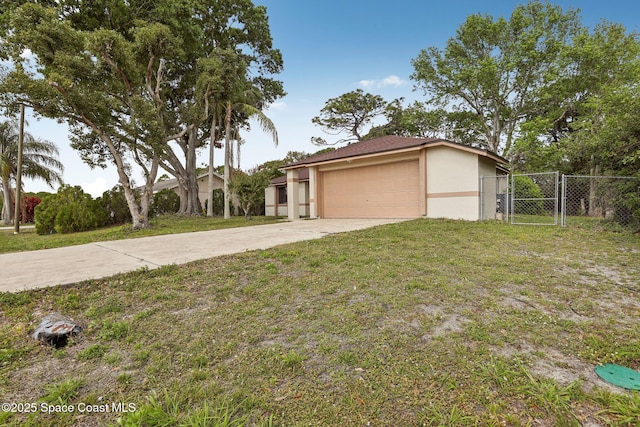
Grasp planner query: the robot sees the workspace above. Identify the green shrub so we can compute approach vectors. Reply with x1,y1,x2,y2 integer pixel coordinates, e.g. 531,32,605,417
35,195,59,234
151,189,180,216
99,186,132,225
35,185,109,234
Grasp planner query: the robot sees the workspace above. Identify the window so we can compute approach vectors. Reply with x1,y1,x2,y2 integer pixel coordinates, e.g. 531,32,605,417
278,186,287,204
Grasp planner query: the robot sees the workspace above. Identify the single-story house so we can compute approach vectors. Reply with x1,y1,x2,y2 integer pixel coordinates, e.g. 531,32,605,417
265,136,508,221
265,168,310,217
153,171,225,210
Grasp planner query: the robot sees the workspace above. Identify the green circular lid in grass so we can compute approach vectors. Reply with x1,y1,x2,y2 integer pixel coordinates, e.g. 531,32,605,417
595,364,640,390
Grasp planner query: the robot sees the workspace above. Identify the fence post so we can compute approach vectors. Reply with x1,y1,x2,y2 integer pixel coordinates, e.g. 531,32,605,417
561,174,566,227
510,174,514,224
553,171,560,225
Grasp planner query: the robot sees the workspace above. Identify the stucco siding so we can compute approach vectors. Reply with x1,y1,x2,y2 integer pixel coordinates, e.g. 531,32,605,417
426,146,478,193
265,182,309,217
265,186,277,216
426,147,480,220
427,195,479,221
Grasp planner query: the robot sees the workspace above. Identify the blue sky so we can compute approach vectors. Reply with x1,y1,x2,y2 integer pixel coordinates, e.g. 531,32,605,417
20,0,640,196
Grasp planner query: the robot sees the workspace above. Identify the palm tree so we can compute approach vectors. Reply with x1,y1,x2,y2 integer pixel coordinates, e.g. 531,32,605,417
200,50,278,219
0,119,64,225
222,89,278,219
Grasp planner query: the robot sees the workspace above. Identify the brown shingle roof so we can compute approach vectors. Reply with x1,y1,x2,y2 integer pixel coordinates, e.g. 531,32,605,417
270,168,309,185
283,136,507,168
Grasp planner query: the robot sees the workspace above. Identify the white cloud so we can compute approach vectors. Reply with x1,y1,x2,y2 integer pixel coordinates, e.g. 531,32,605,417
267,101,287,111
81,177,109,198
358,79,377,88
381,75,406,87
358,75,408,89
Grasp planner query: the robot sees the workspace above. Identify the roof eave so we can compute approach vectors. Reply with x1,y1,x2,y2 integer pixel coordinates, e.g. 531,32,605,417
282,139,508,169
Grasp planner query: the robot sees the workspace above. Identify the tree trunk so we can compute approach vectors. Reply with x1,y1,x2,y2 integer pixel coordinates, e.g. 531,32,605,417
207,112,216,217
162,135,201,216
1,180,13,225
136,155,160,229
224,103,232,219
184,127,202,215
96,132,156,230
236,138,242,170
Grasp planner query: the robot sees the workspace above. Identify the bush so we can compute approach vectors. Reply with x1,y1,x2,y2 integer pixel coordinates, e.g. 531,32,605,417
99,186,132,225
21,196,41,223
35,185,109,234
230,171,268,219
0,194,41,223
151,189,180,216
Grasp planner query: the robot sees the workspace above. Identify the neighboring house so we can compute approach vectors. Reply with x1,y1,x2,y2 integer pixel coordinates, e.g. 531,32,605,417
152,171,225,210
266,136,508,221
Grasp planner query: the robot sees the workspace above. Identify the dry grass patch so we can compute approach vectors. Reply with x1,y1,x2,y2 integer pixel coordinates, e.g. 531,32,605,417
1,219,639,426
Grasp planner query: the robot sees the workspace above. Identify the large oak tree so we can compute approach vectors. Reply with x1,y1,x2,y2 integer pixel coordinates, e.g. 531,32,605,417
0,0,283,227
411,1,581,156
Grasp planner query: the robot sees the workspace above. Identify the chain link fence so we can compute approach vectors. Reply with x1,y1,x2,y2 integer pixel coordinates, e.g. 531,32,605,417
561,175,640,230
481,173,639,230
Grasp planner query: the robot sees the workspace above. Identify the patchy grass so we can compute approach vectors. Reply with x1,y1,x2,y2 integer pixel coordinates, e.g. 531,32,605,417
1,219,639,426
0,215,280,254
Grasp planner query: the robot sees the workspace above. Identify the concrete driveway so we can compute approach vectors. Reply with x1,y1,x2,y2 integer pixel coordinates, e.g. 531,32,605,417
0,219,405,293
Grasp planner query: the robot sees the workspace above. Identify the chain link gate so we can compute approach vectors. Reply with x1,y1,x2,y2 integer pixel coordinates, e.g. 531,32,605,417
480,172,559,225
510,172,559,225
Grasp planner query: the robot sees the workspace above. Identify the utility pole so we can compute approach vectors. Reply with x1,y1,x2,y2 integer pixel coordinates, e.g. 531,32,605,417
14,104,25,234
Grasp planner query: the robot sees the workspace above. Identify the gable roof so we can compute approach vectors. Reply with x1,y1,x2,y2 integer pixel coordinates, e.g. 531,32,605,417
283,136,507,169
270,168,309,185
152,171,224,192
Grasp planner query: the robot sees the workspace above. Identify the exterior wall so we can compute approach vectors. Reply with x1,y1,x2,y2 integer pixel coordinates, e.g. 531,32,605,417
196,175,224,209
479,157,500,220
265,186,277,216
298,182,310,217
264,182,309,217
308,167,318,218
425,147,480,221
166,175,224,210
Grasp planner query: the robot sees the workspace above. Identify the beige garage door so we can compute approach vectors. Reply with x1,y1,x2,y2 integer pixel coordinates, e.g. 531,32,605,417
321,160,421,218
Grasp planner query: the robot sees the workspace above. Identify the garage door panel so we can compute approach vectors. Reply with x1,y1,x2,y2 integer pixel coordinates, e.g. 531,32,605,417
322,160,420,218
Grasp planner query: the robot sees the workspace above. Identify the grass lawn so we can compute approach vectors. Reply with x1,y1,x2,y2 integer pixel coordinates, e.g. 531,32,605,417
0,215,280,254
1,219,639,426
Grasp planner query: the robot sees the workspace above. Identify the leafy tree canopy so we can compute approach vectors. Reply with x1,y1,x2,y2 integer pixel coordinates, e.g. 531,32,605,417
311,89,386,145
411,1,581,156
0,0,284,227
